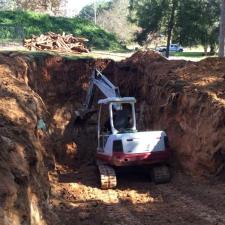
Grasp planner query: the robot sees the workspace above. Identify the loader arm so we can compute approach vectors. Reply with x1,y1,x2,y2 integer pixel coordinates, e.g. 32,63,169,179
78,69,120,118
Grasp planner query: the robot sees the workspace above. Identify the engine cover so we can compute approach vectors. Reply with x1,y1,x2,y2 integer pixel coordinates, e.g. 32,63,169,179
97,131,171,166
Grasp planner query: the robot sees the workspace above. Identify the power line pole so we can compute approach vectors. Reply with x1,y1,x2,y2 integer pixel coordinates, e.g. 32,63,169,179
94,0,97,25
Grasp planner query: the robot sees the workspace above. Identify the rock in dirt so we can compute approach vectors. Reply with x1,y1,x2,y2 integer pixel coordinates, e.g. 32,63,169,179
79,211,90,220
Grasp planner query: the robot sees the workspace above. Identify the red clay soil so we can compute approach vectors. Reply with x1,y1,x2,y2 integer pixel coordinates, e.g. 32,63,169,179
0,53,51,225
105,51,225,177
0,52,110,225
1,50,225,225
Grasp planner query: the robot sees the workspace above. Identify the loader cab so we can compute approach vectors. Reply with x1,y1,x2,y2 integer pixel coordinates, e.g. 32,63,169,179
97,97,137,150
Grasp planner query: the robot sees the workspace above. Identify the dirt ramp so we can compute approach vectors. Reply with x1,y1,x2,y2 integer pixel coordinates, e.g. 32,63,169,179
104,51,225,177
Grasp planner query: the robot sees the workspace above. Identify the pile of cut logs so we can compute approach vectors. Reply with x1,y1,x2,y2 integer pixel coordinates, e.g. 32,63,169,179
24,32,89,53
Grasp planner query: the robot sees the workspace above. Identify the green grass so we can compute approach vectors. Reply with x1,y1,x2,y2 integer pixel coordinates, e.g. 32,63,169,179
0,10,124,50
170,51,207,58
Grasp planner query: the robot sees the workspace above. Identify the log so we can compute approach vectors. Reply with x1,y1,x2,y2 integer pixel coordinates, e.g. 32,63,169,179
24,32,89,53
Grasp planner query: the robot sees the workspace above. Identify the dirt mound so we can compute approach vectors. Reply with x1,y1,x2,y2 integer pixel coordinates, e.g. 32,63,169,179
124,50,167,64
104,51,225,177
176,57,225,97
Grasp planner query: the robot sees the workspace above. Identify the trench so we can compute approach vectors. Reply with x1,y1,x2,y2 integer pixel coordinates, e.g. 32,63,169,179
1,51,225,225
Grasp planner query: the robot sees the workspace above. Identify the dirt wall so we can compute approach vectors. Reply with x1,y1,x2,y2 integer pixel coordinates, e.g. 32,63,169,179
1,50,225,224
104,51,225,177
0,52,110,225
0,54,50,225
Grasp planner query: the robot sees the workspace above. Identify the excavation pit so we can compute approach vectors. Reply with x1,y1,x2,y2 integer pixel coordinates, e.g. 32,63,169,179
1,50,225,225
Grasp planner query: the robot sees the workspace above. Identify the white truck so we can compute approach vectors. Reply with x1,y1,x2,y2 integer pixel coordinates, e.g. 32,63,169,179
157,44,183,52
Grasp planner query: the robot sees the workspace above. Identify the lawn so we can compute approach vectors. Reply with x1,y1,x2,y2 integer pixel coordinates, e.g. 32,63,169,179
170,51,205,57
0,10,124,51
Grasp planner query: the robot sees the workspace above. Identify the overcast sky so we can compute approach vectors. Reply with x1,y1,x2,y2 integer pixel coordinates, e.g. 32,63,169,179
66,0,95,15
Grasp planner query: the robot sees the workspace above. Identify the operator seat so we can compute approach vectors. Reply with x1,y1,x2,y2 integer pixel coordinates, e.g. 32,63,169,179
113,110,129,131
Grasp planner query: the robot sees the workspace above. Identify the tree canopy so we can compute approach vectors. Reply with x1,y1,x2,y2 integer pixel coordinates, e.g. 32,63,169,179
129,0,220,54
79,0,113,20
175,0,220,52
79,0,137,42
0,0,66,15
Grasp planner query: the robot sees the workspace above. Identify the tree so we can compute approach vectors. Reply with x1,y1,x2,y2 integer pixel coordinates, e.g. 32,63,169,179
0,0,16,10
175,0,220,54
129,0,220,56
97,0,138,42
79,0,113,21
0,0,66,15
219,0,225,57
79,0,138,42
129,0,177,57
166,0,177,57
199,0,220,54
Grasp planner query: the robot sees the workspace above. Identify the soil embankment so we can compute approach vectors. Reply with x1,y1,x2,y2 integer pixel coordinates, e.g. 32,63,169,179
0,53,50,225
1,50,225,225
0,52,110,225
105,51,225,176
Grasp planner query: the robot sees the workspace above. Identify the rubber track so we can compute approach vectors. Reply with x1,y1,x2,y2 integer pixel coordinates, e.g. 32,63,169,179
152,165,171,184
97,160,117,189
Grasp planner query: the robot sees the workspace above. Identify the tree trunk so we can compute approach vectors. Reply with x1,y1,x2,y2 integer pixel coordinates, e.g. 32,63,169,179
219,0,225,57
204,45,208,55
166,0,177,58
210,44,215,55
